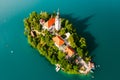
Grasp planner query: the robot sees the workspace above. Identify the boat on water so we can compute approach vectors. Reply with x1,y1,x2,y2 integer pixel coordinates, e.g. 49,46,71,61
56,67,60,72
55,64,61,72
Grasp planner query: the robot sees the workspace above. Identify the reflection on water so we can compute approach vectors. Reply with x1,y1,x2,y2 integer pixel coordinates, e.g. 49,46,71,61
0,0,120,80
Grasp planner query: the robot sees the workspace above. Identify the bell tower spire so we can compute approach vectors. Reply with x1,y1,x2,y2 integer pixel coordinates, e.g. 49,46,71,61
55,9,61,31
56,8,60,19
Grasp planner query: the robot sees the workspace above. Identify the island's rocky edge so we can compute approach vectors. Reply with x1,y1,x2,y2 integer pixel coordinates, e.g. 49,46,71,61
23,10,95,74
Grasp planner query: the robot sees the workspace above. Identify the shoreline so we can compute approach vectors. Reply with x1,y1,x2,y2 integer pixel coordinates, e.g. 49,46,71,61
24,10,95,75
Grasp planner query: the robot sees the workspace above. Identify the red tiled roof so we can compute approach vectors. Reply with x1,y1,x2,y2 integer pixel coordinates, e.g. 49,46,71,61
44,18,55,28
65,46,74,57
52,36,64,46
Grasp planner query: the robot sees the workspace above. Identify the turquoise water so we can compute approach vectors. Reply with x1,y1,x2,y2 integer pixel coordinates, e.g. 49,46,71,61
0,0,120,80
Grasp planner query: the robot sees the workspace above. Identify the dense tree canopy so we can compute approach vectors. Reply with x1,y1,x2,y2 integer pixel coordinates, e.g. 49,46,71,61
24,11,91,74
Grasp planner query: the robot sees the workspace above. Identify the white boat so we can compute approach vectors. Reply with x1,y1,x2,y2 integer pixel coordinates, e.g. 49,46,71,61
56,67,60,72
55,64,60,72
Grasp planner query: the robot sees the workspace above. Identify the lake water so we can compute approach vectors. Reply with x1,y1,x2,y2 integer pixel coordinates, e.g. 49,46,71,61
0,0,120,80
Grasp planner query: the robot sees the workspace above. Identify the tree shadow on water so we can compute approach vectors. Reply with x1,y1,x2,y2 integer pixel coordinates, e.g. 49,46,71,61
61,14,98,56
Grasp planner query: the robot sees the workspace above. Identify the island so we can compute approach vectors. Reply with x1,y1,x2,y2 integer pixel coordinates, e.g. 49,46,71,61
23,9,95,74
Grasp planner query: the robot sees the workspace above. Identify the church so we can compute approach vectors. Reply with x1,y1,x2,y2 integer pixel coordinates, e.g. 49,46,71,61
42,9,61,31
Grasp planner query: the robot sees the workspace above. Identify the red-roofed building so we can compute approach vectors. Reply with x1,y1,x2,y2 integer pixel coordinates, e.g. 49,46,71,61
43,18,55,30
52,36,64,47
65,46,75,57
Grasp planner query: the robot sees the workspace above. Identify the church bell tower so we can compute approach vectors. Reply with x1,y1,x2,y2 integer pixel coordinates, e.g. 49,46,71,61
55,9,61,31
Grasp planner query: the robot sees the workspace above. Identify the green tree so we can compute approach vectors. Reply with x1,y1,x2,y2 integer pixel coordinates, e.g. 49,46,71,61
23,18,29,27
57,51,66,60
29,11,37,22
60,59,68,69
65,20,69,27
73,65,79,71
68,35,77,48
59,28,66,36
28,35,32,43
85,56,91,63
66,24,73,32
66,64,72,71
40,12,49,20
79,37,87,48
77,48,83,57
